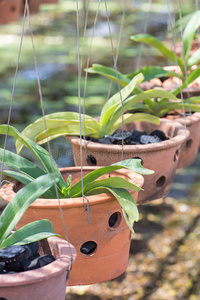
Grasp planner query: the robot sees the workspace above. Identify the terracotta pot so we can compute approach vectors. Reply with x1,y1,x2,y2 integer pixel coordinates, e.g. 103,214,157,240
21,0,41,15
42,0,58,3
165,112,200,168
65,119,189,203
0,236,76,299
0,0,22,24
0,167,144,285
139,65,200,98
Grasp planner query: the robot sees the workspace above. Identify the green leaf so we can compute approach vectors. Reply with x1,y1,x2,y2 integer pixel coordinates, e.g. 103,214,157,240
130,34,185,73
100,73,144,127
17,113,102,145
182,10,200,60
69,159,153,198
108,113,160,135
0,220,59,249
126,66,179,82
0,125,65,195
0,174,58,244
0,148,46,180
86,64,143,94
103,187,139,234
107,89,176,130
84,176,142,195
187,49,200,69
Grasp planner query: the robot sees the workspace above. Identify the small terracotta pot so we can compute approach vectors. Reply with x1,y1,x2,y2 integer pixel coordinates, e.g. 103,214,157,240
42,0,58,3
0,236,76,299
0,0,22,24
0,167,144,285
21,0,41,15
65,119,189,203
165,112,200,168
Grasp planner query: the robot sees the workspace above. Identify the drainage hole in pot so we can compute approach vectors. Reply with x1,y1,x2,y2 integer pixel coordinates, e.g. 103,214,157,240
174,149,179,162
132,157,143,165
86,155,97,166
10,6,16,12
186,139,193,149
108,212,122,229
0,298,7,300
80,241,97,256
156,176,166,189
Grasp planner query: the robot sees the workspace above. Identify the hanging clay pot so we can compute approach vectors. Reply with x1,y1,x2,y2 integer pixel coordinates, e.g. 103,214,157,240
66,119,189,204
21,0,41,15
0,0,22,24
165,112,200,168
0,167,144,286
0,236,76,299
42,0,58,3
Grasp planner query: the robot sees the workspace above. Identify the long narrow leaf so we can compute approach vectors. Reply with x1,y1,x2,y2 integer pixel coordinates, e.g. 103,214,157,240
0,174,58,244
182,11,200,60
126,66,179,81
107,89,176,131
108,113,160,135
84,176,143,195
0,220,59,249
0,125,65,194
69,159,153,198
130,34,185,73
187,49,200,69
100,73,144,126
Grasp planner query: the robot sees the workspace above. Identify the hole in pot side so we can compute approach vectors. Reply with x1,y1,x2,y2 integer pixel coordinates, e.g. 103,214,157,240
10,6,16,12
80,241,97,257
86,154,97,166
174,149,179,162
186,139,193,149
108,212,122,229
132,157,143,165
156,176,166,189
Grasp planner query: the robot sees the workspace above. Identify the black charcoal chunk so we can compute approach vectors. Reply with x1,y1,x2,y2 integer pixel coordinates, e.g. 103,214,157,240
150,130,168,141
23,254,55,271
140,135,161,144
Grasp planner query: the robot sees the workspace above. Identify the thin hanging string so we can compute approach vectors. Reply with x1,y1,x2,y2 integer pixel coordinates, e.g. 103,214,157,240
80,0,90,78
135,0,152,71
76,0,90,222
82,0,101,142
106,0,128,101
176,0,191,112
25,1,74,266
104,0,126,160
0,3,27,188
166,0,187,138
195,0,200,48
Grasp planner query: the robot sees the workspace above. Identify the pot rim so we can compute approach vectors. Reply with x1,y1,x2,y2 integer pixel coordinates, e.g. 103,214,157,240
0,236,76,287
65,119,189,153
0,167,144,208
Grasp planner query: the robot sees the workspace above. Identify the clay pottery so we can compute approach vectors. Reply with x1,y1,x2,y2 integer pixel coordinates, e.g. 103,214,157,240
0,236,76,300
0,167,144,285
0,0,22,24
21,0,41,15
42,0,58,3
165,112,200,168
66,119,189,203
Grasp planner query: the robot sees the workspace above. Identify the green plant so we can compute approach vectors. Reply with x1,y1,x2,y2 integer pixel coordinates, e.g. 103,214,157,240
0,125,154,233
0,173,60,250
14,74,178,148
